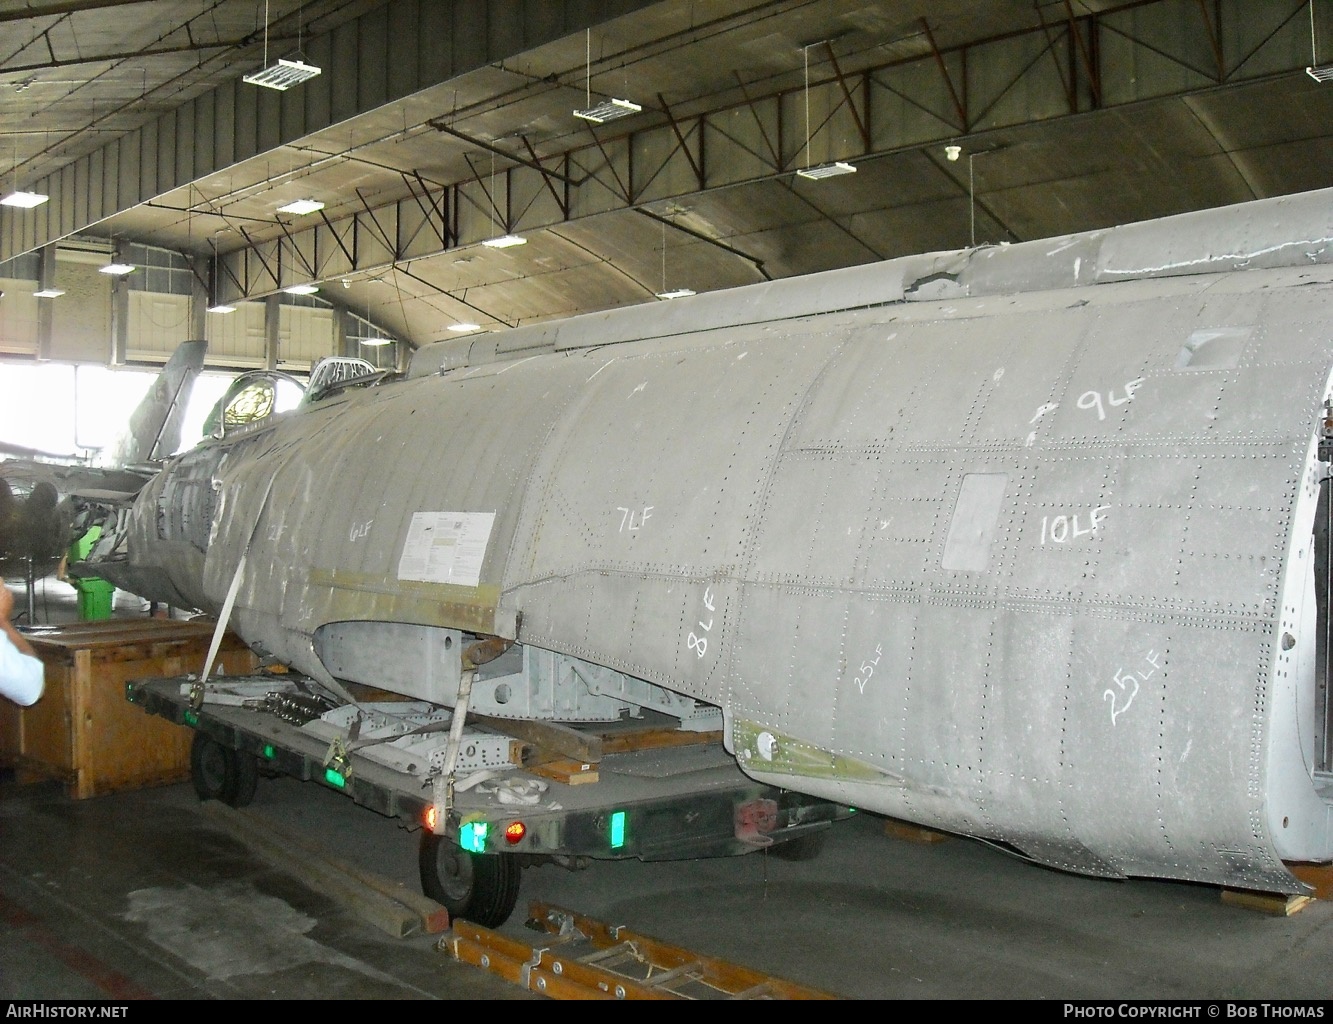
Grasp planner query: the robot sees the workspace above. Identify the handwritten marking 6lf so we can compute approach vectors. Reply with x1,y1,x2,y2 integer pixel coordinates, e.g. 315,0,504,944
687,587,717,658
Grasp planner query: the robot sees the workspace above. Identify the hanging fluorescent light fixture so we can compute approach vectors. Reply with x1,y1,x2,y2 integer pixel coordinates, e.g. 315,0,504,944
796,161,856,180
574,98,642,124
245,58,322,91
3,139,48,208
360,336,392,347
448,322,481,332
283,283,319,295
654,216,694,300
277,198,324,215
207,303,236,313
33,288,64,298
243,2,320,91
1,190,48,208
794,43,856,182
99,262,135,276
480,149,525,249
573,30,640,123
1308,0,1333,81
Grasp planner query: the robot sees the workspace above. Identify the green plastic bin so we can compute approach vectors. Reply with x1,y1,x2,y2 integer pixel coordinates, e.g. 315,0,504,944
69,526,117,621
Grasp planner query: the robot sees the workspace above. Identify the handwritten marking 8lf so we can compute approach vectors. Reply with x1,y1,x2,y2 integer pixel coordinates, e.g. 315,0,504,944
687,587,717,657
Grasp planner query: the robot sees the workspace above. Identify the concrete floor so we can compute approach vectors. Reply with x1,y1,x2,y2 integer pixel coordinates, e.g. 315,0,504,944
4,579,1333,1002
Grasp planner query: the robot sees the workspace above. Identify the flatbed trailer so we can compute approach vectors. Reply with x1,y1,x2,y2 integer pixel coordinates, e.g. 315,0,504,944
126,671,853,927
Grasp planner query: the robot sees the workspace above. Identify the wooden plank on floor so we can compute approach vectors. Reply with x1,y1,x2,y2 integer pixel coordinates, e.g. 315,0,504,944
882,816,951,844
1287,862,1333,900
1220,888,1313,917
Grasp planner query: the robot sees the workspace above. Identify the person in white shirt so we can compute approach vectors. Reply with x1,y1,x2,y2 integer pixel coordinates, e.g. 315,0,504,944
0,586,44,707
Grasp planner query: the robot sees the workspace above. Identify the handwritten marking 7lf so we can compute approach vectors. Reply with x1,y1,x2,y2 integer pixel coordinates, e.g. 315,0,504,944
617,506,654,532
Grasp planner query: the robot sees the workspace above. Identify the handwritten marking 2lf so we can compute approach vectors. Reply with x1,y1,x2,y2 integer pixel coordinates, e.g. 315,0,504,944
687,586,716,658
1078,378,1144,421
1104,649,1160,725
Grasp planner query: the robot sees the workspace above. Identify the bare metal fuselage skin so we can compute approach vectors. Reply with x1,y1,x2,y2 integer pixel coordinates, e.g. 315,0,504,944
104,190,1333,893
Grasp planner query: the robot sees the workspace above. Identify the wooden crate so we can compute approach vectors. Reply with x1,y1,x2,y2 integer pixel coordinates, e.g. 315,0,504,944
0,618,259,799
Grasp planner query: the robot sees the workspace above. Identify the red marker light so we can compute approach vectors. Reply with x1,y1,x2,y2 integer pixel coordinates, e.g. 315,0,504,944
504,821,526,845
424,805,439,832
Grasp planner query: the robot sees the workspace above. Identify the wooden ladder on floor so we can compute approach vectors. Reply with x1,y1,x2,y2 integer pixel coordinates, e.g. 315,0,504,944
441,900,840,999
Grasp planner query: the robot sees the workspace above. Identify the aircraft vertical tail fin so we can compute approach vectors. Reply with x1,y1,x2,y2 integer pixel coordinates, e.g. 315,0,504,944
104,339,208,467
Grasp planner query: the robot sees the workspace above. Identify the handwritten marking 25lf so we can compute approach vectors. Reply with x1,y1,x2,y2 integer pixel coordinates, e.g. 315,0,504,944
855,644,884,694
1104,649,1160,725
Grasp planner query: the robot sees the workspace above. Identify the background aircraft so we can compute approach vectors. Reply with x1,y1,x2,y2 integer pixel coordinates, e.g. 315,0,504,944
0,339,206,581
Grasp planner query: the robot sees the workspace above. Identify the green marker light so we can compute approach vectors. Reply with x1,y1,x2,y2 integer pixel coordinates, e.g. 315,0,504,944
183,710,198,726
324,767,346,788
263,744,275,760
610,810,626,849
459,821,488,853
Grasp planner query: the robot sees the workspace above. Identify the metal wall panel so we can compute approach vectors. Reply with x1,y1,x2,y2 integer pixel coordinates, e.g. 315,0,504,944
175,104,195,187
74,160,90,236
255,88,282,155
214,86,236,171
357,6,390,112
127,292,190,361
0,280,39,356
233,79,258,165
155,118,176,197
386,3,422,102
970,30,1069,132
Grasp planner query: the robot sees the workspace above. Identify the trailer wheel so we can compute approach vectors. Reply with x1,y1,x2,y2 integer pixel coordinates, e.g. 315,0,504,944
418,833,520,928
190,732,259,808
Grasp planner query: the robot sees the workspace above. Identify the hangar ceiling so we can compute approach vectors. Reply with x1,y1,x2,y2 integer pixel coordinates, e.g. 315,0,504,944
1,0,1331,356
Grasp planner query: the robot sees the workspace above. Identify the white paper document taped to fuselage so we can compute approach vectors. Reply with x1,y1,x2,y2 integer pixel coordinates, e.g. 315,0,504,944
397,511,496,587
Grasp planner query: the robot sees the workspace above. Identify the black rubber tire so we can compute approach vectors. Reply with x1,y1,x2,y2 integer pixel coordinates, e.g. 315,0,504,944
767,829,828,861
189,732,259,808
418,832,521,928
